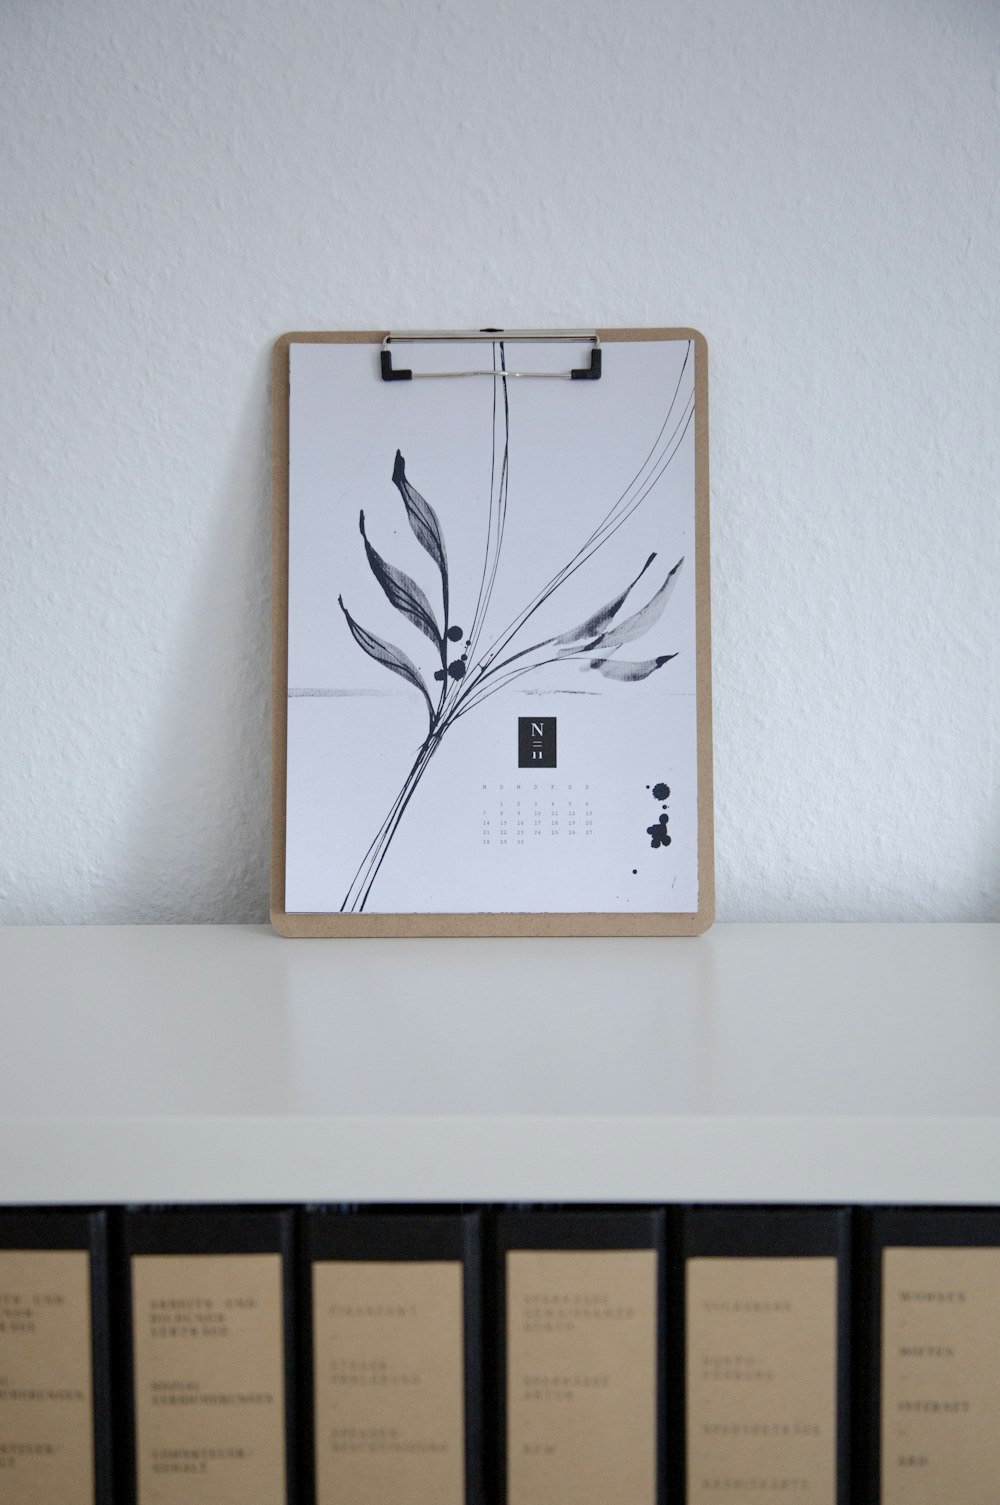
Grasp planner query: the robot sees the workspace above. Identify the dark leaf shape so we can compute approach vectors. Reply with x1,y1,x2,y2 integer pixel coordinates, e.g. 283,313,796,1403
392,450,449,620
338,595,433,719
584,556,684,655
360,512,441,648
586,652,678,682
554,552,657,647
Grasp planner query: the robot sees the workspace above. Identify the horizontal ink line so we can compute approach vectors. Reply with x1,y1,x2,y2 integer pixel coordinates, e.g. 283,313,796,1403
288,688,399,698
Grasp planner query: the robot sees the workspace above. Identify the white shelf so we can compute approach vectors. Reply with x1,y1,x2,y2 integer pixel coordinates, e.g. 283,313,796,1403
1,923,998,1205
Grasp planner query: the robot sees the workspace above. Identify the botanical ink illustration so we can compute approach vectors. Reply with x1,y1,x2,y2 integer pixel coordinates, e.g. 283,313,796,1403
336,342,695,912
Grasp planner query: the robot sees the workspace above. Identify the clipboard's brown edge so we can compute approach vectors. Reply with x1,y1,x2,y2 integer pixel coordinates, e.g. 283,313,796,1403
270,328,713,938
274,911,708,938
271,336,290,934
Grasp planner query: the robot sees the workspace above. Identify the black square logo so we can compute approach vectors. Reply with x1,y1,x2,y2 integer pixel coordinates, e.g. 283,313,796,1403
518,716,557,768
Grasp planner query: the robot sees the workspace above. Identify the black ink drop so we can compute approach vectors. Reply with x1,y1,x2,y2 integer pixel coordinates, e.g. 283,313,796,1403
646,813,672,849
652,782,670,801
632,868,638,875
447,624,464,641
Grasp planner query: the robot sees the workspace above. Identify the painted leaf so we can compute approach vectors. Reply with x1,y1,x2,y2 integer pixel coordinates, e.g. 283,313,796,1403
360,512,441,647
392,450,449,620
584,556,684,655
554,551,657,648
338,596,433,718
586,652,679,682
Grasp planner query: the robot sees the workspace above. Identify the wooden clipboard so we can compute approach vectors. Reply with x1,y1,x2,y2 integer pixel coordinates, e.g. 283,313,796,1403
272,327,713,937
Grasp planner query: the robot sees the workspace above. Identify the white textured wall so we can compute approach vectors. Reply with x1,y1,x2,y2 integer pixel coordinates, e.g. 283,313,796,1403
1,0,997,924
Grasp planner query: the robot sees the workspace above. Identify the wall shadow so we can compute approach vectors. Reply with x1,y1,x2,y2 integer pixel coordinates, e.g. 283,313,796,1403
104,348,273,922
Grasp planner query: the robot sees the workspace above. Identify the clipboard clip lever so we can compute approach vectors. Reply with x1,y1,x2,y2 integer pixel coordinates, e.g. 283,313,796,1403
380,329,602,382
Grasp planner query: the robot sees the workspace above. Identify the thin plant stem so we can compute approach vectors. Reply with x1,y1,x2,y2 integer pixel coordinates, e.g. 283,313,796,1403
340,732,437,911
452,392,694,714
467,344,692,683
354,732,443,912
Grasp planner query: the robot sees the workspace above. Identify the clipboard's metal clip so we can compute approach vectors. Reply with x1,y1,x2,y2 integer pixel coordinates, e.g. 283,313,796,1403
380,329,602,382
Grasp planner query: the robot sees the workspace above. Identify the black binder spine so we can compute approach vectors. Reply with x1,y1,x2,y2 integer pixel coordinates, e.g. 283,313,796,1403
115,1206,297,1505
492,1208,667,1505
861,1206,1000,1505
299,1208,483,1505
676,1207,852,1505
0,1207,112,1505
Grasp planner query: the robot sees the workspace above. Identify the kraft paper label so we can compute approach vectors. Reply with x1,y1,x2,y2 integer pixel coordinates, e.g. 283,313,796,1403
882,1246,1000,1503
312,1259,465,1505
686,1256,838,1504
131,1252,285,1505
506,1248,658,1505
0,1249,95,1505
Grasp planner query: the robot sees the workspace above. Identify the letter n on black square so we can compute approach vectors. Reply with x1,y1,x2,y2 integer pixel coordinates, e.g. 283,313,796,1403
518,717,557,768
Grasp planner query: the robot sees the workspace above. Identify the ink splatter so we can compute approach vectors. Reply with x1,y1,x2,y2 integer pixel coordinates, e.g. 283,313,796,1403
437,652,468,681
647,813,671,849
639,780,672,850
632,868,638,875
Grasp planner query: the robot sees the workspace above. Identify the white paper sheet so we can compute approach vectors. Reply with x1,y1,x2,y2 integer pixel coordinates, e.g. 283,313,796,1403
285,337,699,915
